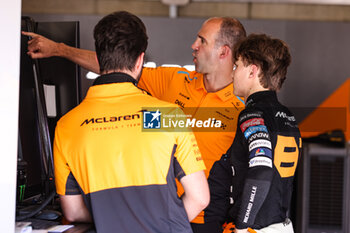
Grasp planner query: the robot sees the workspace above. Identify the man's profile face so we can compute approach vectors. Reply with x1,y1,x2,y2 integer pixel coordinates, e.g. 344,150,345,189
191,19,222,74
232,57,251,98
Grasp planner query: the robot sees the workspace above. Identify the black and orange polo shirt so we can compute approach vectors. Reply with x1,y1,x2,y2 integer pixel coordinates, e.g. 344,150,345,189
54,72,205,233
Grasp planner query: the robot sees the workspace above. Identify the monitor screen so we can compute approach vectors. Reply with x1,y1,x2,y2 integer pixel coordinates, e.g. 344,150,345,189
18,17,81,201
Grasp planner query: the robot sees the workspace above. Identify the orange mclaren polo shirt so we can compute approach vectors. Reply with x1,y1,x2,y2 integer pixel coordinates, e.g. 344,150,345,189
138,67,245,223
54,72,205,233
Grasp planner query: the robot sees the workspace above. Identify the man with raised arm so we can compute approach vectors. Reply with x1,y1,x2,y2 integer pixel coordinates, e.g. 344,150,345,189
23,16,246,232
53,11,209,233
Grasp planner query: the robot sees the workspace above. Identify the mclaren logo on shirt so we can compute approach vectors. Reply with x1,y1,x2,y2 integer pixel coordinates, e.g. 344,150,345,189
80,113,141,126
275,111,296,121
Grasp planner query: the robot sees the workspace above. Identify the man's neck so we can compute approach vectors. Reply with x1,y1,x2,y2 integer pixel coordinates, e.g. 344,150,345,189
245,86,270,101
102,69,137,81
203,71,232,93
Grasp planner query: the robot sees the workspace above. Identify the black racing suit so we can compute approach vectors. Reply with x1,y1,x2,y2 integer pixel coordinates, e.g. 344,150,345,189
205,91,301,230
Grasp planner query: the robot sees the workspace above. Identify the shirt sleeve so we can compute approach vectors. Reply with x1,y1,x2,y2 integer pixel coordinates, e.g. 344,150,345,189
204,149,233,225
171,108,206,177
235,109,274,229
137,67,179,99
53,123,73,196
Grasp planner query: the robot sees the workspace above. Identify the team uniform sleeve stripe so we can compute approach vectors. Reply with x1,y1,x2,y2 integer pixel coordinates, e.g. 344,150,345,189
53,125,71,196
65,172,81,195
172,144,186,180
174,157,186,180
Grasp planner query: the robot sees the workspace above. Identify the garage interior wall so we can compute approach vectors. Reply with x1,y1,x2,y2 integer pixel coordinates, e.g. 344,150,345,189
23,8,350,124
19,1,350,231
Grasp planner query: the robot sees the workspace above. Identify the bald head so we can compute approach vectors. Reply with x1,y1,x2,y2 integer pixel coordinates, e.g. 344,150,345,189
208,17,246,52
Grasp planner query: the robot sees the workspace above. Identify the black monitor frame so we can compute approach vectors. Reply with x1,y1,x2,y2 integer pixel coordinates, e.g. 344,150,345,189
18,17,81,204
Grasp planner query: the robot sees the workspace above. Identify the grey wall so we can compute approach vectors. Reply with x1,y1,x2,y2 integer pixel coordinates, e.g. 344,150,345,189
244,19,350,107
26,14,350,121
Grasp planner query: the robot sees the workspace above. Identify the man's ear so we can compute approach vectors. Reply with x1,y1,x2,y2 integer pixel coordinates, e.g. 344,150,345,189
135,52,145,72
249,64,259,79
219,45,231,59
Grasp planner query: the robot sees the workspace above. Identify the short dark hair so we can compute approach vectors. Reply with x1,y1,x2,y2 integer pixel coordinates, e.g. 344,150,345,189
216,17,246,52
233,33,291,91
93,11,148,73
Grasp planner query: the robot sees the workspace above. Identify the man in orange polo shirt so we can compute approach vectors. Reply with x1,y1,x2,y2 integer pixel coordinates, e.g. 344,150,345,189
53,11,209,233
24,16,246,232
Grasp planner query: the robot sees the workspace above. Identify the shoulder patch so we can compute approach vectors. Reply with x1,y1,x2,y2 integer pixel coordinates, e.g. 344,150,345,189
249,156,273,168
247,132,270,144
249,148,272,159
243,125,268,139
248,139,272,151
239,111,263,122
240,118,265,132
